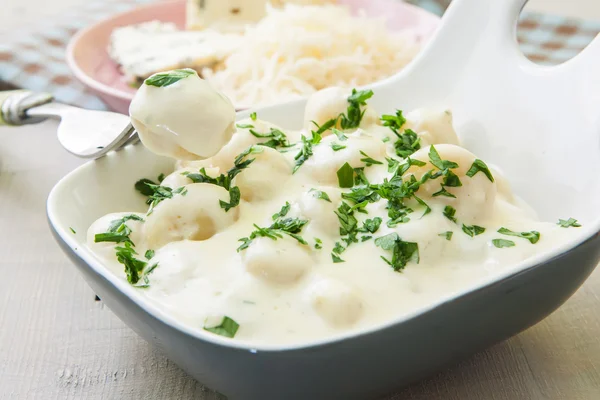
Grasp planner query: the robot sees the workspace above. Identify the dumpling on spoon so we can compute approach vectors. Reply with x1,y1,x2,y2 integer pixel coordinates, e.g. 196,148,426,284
129,68,236,160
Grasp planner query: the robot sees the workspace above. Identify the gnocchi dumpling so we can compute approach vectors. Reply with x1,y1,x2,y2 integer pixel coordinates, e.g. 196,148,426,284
129,70,236,160
235,147,292,201
242,236,312,284
405,144,497,224
297,187,342,237
307,279,364,327
160,166,222,189
302,132,387,185
405,109,460,146
303,87,378,132
87,212,146,260
144,183,239,249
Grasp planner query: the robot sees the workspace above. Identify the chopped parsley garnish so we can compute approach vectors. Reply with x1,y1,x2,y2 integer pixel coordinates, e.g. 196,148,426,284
237,204,308,251
443,206,457,223
492,239,515,248
439,231,453,240
331,143,347,151
413,195,431,217
340,89,374,129
250,112,257,121
360,217,382,234
557,218,581,228
382,137,390,143
69,227,76,234
203,316,239,338
115,242,157,287
462,224,486,237
380,110,421,158
380,110,406,134
497,227,540,244
466,159,495,182
374,233,419,272
272,202,291,220
144,249,155,260
249,128,290,148
428,146,459,170
144,68,195,87
337,162,355,188
134,178,158,196
394,129,421,158
359,151,383,167
341,186,380,204
236,123,254,129
293,130,322,173
432,186,456,198
313,119,337,135
94,214,144,244
185,146,261,211
314,238,323,250
331,252,345,263
309,188,332,202
157,173,166,183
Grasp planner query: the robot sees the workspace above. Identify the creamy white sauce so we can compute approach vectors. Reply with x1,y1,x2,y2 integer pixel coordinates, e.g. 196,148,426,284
89,83,576,346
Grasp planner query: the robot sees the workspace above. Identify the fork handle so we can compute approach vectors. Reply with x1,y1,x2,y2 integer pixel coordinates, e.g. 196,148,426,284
0,90,54,126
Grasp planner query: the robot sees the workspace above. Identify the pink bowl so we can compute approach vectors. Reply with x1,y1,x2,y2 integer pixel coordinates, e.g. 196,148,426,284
66,0,440,114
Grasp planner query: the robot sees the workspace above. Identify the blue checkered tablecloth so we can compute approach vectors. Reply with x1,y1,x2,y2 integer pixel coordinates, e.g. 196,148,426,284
1,0,599,111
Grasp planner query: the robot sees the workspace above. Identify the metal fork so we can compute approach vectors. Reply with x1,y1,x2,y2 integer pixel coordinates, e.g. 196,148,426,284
0,90,138,159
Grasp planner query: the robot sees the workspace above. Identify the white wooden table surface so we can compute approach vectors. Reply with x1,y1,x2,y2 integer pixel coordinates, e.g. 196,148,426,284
2,1,600,399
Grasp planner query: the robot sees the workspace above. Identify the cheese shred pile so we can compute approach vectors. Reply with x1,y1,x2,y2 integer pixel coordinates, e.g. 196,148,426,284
202,4,421,106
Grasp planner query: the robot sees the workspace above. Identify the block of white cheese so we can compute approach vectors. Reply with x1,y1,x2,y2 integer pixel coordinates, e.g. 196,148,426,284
186,0,337,31
109,21,242,83
186,0,270,31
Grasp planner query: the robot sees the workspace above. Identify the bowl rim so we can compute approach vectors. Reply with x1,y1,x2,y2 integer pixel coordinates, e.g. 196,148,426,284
65,0,441,111
46,144,600,353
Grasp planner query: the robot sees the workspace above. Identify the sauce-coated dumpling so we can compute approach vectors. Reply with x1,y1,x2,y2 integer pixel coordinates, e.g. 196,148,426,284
406,144,497,224
87,212,146,260
130,70,236,160
242,236,312,284
303,87,378,132
307,279,364,327
405,109,460,146
236,147,292,201
144,183,239,249
302,131,387,185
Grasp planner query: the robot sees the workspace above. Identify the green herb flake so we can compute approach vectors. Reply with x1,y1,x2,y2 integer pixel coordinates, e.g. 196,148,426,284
361,217,382,234
466,159,495,182
557,218,581,228
497,227,540,244
134,178,157,196
492,239,516,248
331,143,347,152
359,150,384,167
314,238,323,250
293,131,322,173
380,110,406,134
443,206,457,223
332,252,345,263
337,162,355,188
309,188,332,202
382,137,390,143
394,129,421,158
145,69,195,87
250,112,257,121
69,227,76,234
236,123,254,129
374,232,419,272
428,145,459,170
438,231,453,240
144,249,155,260
203,316,240,338
340,89,374,130
462,224,486,237
332,128,348,141
157,173,166,183
272,202,291,220
249,128,290,148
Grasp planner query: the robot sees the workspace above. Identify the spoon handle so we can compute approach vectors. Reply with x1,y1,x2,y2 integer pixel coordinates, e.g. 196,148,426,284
0,90,54,126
